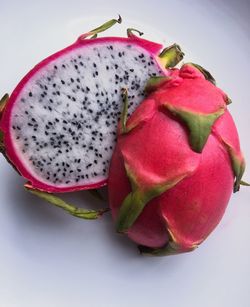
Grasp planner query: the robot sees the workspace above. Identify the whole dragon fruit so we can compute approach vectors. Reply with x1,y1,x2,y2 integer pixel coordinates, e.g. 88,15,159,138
0,16,183,193
108,63,248,255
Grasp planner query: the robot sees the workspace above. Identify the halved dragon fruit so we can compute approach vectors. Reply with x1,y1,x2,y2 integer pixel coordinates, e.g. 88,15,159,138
108,64,248,255
0,17,184,193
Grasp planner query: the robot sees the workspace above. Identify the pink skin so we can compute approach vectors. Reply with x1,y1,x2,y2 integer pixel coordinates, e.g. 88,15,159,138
109,65,241,249
159,134,234,250
0,35,167,193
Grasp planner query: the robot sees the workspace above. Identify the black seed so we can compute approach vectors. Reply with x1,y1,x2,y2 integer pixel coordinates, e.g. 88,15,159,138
74,65,78,70
29,92,32,97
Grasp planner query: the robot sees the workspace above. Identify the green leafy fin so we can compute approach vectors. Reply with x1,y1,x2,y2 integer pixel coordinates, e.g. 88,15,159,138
116,164,187,233
138,240,197,256
220,141,246,193
0,130,4,152
120,88,129,134
0,94,10,152
224,95,232,105
25,186,109,219
79,15,122,40
138,227,198,256
186,63,216,85
159,44,185,68
0,93,9,115
164,103,225,153
144,76,170,94
240,180,250,187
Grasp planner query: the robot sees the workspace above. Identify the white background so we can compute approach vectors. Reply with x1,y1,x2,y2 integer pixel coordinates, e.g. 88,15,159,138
0,0,249,306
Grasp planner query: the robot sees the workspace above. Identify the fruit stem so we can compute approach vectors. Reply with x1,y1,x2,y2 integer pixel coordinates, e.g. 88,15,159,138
121,88,129,134
79,15,122,40
159,44,184,68
25,186,109,219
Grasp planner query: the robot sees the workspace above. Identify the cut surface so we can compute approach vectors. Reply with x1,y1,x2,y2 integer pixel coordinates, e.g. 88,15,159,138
5,39,165,191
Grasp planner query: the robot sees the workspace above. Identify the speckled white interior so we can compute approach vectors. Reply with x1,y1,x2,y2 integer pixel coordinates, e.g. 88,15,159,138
11,41,163,187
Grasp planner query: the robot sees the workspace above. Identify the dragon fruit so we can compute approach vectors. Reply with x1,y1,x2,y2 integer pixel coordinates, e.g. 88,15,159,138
108,63,247,255
0,16,184,193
